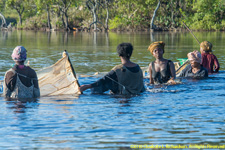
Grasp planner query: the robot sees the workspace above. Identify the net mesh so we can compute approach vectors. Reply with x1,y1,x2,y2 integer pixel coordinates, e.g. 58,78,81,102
37,51,81,96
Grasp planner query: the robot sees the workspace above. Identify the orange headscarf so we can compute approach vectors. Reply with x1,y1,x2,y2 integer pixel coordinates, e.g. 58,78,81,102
200,41,212,52
187,50,201,63
148,41,165,55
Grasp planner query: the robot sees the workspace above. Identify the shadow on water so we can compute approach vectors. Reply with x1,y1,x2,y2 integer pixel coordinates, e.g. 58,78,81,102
5,97,39,114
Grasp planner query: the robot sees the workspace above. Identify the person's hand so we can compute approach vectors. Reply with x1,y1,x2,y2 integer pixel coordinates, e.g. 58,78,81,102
167,79,176,85
79,84,92,92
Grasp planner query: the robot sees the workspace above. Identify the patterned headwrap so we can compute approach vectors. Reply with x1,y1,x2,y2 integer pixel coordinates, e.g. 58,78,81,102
187,50,201,63
148,41,165,55
200,41,212,52
11,46,27,61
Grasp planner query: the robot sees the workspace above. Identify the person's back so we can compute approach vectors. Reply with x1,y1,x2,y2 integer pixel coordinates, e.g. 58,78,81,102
3,46,40,98
111,64,144,94
201,52,219,73
79,43,145,95
200,41,220,73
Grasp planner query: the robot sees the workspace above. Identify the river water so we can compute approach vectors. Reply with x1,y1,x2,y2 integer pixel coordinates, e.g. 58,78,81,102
0,30,225,149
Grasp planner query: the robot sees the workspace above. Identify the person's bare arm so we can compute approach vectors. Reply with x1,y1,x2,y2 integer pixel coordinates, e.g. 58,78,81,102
169,61,176,80
167,61,176,84
149,63,154,84
79,84,92,92
214,56,220,73
33,71,40,97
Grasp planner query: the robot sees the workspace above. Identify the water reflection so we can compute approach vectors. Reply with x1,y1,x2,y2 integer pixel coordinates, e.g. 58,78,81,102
63,32,68,45
150,31,155,42
0,31,225,149
47,31,51,43
1,31,9,41
5,97,39,114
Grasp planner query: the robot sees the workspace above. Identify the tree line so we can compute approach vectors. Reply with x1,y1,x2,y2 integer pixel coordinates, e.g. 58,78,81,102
0,0,225,31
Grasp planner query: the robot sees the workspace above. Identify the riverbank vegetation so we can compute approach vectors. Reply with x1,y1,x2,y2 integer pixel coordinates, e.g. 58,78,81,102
0,0,225,31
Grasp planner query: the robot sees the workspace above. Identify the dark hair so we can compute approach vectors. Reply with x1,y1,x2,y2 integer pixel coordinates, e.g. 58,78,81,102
117,43,133,59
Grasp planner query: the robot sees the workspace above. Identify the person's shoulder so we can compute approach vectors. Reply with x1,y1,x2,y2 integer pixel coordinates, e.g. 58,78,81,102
166,59,174,64
25,66,38,77
149,61,155,66
211,53,218,58
135,64,141,69
25,66,35,71
185,64,192,70
5,68,16,76
112,64,123,71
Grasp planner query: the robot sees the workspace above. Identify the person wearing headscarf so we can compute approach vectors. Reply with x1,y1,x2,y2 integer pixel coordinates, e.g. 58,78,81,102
200,41,220,73
148,41,176,84
177,50,208,78
3,46,40,98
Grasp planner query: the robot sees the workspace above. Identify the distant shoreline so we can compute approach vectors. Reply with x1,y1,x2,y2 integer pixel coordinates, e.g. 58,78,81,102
2,27,225,33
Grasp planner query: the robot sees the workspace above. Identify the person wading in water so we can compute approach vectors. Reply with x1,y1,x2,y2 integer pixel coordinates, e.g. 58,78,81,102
177,50,208,78
3,46,40,98
148,41,176,85
79,43,145,95
200,41,220,74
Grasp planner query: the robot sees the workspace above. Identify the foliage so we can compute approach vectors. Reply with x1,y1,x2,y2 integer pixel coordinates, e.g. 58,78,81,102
1,0,225,30
5,0,30,25
0,0,6,12
190,0,225,30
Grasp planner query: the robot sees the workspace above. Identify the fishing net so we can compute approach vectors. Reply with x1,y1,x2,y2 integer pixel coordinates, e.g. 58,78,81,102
78,60,189,79
175,60,190,75
37,51,81,96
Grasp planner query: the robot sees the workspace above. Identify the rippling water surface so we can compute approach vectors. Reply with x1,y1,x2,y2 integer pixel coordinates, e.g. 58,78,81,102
0,30,225,149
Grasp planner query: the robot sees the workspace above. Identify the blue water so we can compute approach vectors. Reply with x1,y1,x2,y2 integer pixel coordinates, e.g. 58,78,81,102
0,31,225,149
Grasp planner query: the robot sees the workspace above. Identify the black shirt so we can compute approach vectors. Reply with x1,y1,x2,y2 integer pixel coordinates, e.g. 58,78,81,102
5,65,39,91
91,65,142,94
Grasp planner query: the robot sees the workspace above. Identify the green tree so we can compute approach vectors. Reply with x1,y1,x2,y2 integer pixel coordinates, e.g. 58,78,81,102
191,0,225,30
35,0,54,29
56,0,79,30
0,0,6,12
6,0,28,25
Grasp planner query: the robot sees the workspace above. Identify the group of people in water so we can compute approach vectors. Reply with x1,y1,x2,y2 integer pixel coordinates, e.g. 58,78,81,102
3,40,220,98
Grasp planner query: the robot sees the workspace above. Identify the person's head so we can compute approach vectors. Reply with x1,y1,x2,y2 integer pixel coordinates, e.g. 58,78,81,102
187,50,201,68
11,46,27,65
117,43,133,59
148,41,165,59
200,41,212,53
